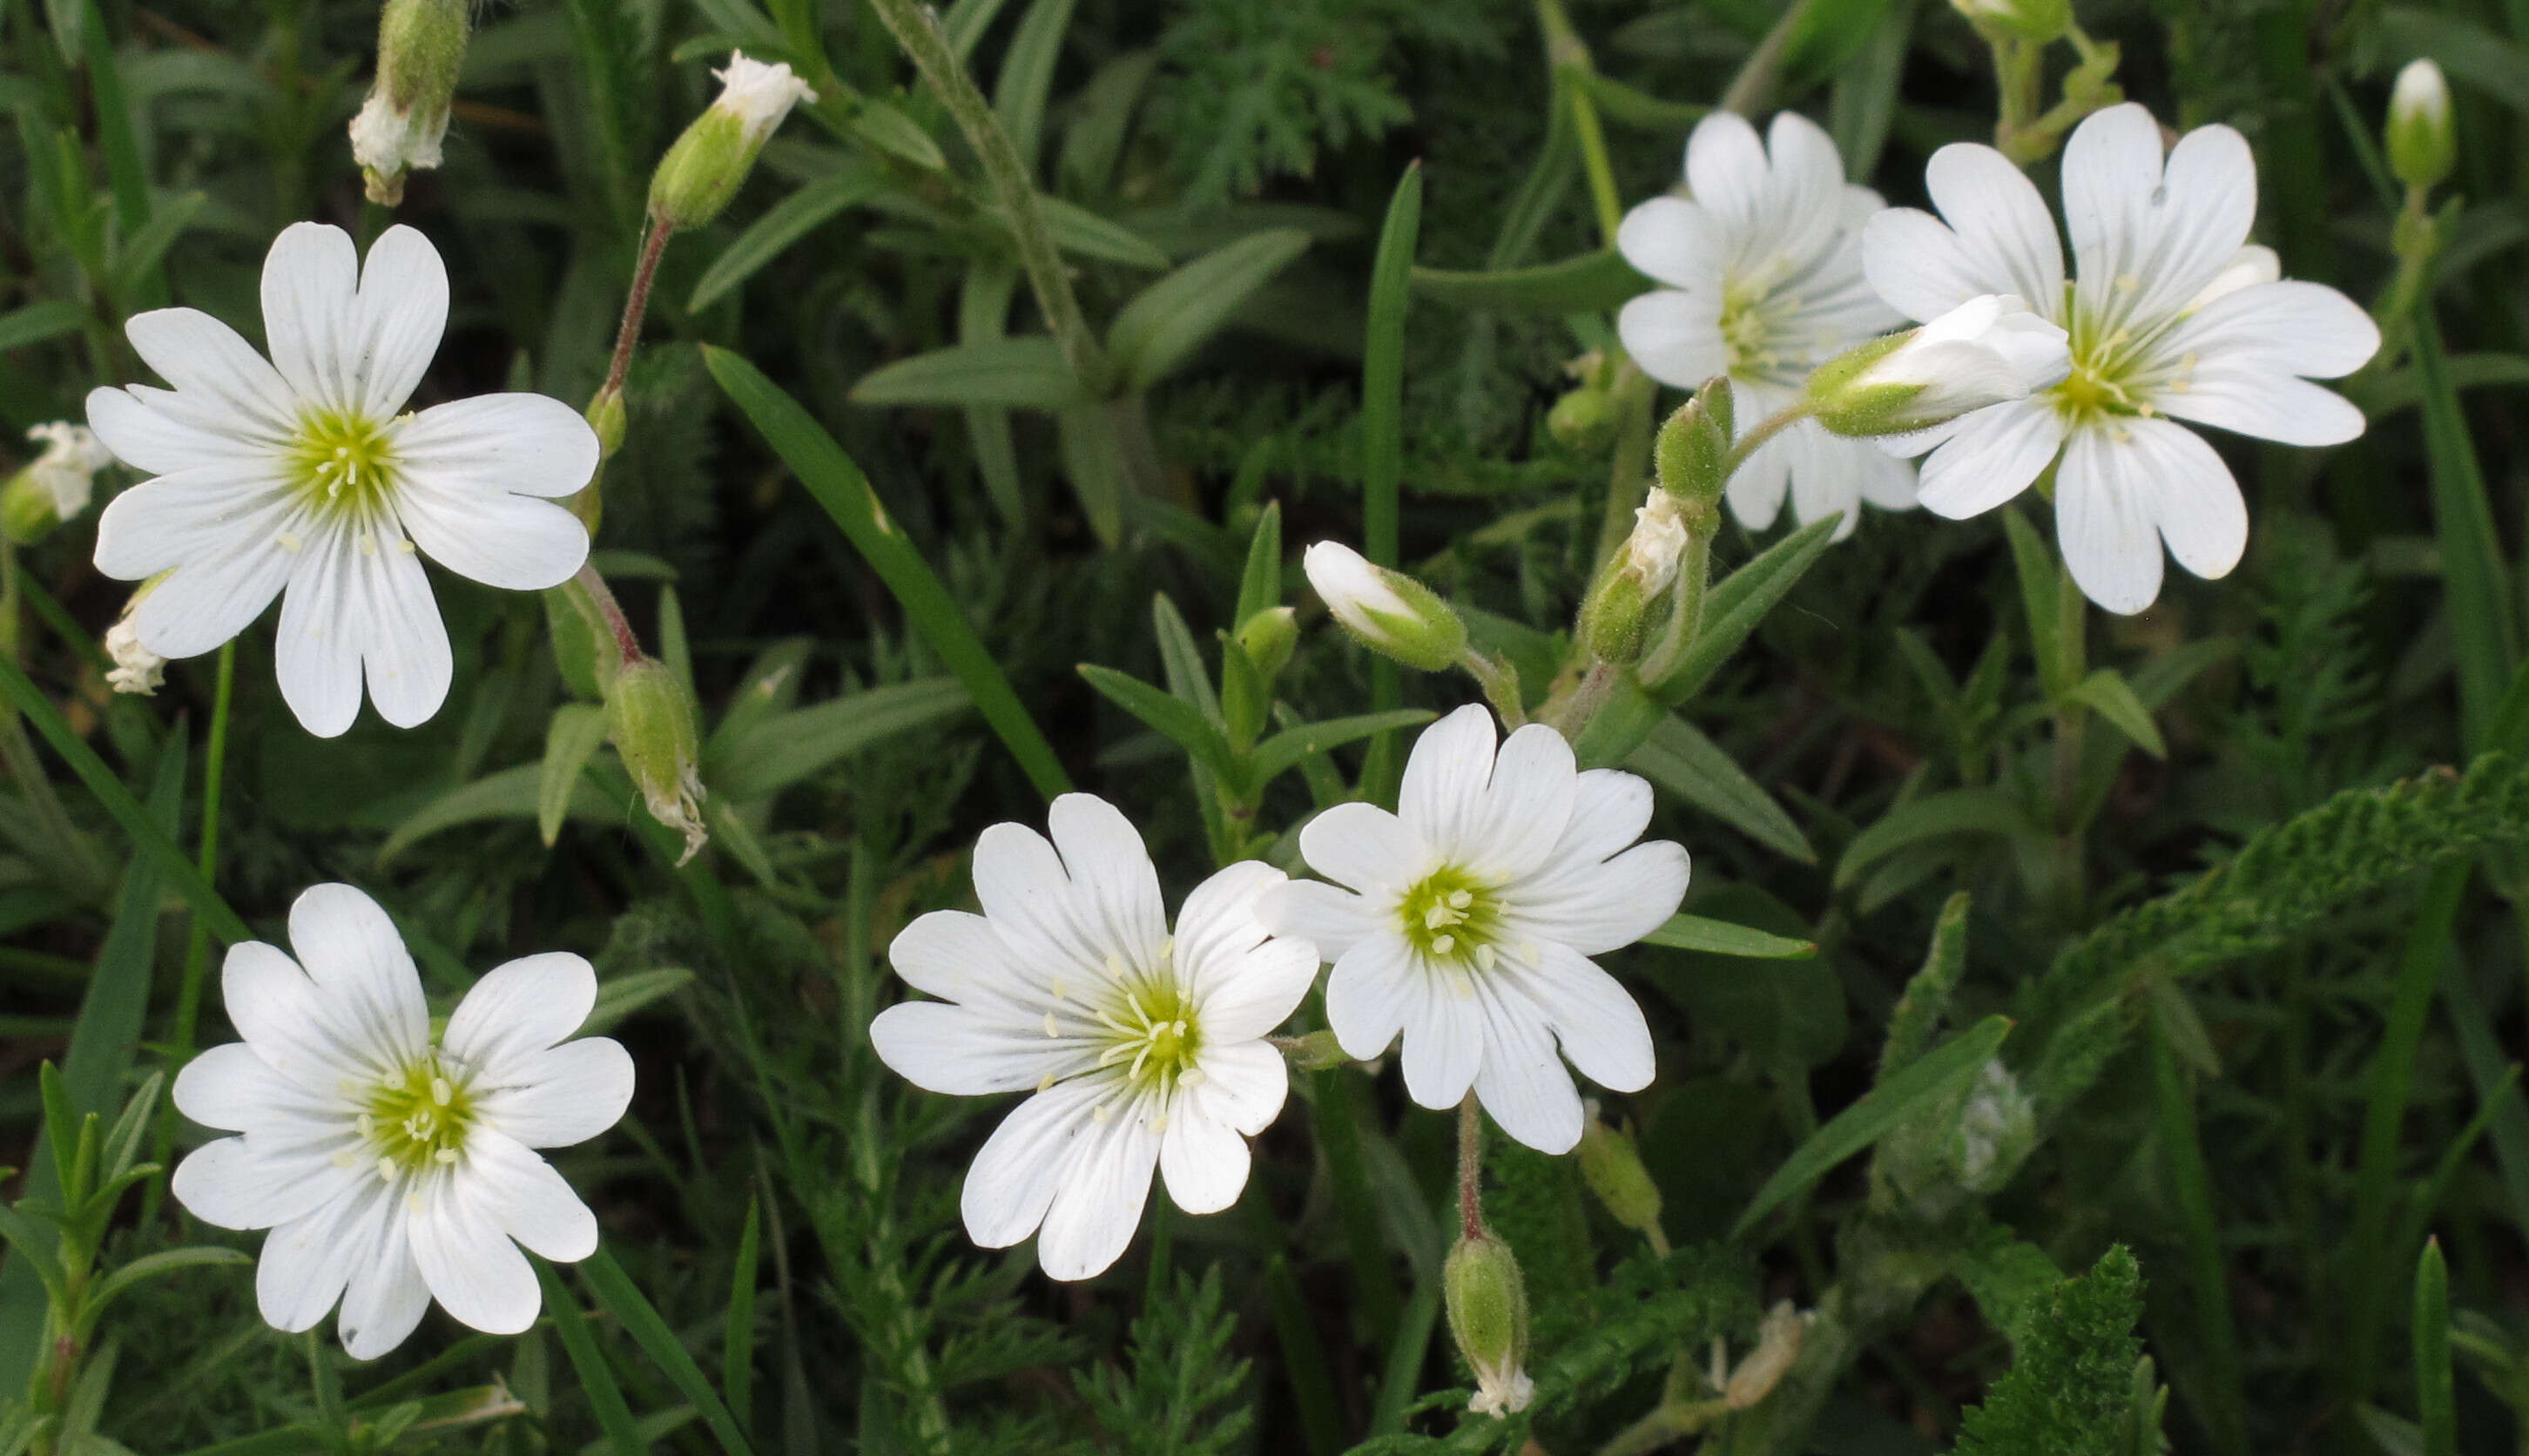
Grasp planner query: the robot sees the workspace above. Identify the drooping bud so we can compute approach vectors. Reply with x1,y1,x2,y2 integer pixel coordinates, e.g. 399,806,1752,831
1809,294,2069,439
348,0,469,206
606,658,709,864
1235,605,1298,682
1444,1230,1534,1417
1721,1301,1810,1409
1301,542,1467,673
1653,379,1732,513
104,580,168,697
1548,384,1618,452
3,422,112,544
649,52,818,230
1947,0,2068,42
2387,58,2456,192
1577,1108,1664,1241
1576,494,1687,665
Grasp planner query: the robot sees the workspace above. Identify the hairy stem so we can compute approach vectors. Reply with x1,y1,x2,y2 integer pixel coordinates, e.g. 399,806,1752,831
601,219,675,404
1458,1095,1485,1239
1720,0,1824,116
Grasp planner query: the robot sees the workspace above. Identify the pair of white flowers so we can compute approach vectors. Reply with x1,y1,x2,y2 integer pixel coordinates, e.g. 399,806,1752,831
873,705,1687,1279
1617,103,2378,612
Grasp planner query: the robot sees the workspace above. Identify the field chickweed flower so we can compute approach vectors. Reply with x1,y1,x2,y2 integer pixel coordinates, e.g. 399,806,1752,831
1615,111,1915,540
1862,103,2381,612
171,884,633,1358
85,222,598,735
871,795,1319,1280
1257,706,1686,1154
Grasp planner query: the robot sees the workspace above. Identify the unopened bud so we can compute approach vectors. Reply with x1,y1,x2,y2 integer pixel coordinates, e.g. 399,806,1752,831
1577,494,1686,665
1445,1230,1534,1417
3,423,112,544
1948,0,2067,42
104,579,167,697
1548,385,1618,452
607,658,709,864
1236,605,1298,682
1722,1301,1809,1409
1810,294,2068,439
649,52,818,230
1576,1110,1663,1241
1302,542,1467,673
2387,59,2455,192
1654,379,1732,512
349,0,468,206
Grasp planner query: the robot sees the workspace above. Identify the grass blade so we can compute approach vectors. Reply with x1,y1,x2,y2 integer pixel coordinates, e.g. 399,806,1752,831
536,1259,645,1456
2417,1239,2454,1456
2148,1013,2246,1456
1359,165,1420,804
580,1247,759,1456
2412,307,2516,750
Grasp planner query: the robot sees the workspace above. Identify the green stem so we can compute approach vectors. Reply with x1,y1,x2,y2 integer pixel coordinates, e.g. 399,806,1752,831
1720,0,1824,116
600,218,675,404
1532,0,1621,244
1720,402,1811,479
862,0,1111,394
1594,361,1656,566
1457,1095,1485,1240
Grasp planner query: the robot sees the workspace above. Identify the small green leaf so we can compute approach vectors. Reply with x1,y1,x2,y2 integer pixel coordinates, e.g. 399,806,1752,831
1078,664,1236,778
849,98,946,172
705,677,970,801
0,300,85,353
849,337,1089,409
1039,194,1171,271
1626,714,1815,863
690,169,886,310
1408,249,1650,314
540,704,613,846
379,764,622,866
107,191,206,298
1107,229,1311,392
1834,787,2030,893
78,1247,251,1332
1642,914,1817,960
578,1248,759,1456
2067,669,2167,759
1246,710,1436,789
1652,516,1841,704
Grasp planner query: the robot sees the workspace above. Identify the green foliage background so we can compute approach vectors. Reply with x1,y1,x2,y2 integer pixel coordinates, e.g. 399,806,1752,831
4,0,2529,1448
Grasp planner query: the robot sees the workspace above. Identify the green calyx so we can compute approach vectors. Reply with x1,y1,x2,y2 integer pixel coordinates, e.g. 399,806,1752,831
649,110,757,231
1654,380,1731,511
375,0,466,113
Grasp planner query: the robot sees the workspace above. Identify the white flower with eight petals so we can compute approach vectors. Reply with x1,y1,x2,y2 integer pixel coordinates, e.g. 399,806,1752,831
1860,102,2381,612
85,222,598,736
1257,705,1687,1154
172,884,634,1358
1616,111,1915,540
871,795,1319,1280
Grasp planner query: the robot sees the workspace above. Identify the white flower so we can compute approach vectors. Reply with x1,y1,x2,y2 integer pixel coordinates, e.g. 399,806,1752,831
171,884,633,1358
1862,103,2381,612
710,52,817,145
1811,293,2070,436
871,795,1319,1280
85,222,598,737
24,422,114,517
1615,111,1915,541
1256,705,1686,1154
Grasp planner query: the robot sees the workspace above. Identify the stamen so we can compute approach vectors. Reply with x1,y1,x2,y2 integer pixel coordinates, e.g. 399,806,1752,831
1432,934,1455,955
1093,1103,1113,1122
430,1076,452,1106
1043,1012,1061,1039
1475,945,1498,971
434,1147,458,1163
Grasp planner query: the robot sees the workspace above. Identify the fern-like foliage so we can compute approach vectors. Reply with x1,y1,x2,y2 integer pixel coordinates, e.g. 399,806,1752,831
1074,1267,1255,1456
1951,1246,2145,1456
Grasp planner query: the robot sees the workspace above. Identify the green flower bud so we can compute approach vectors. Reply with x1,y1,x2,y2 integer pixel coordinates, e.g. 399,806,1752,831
1235,605,1298,683
3,422,112,545
607,658,709,864
1809,295,2067,438
1548,384,1618,452
1948,0,2068,42
2387,58,2456,192
349,0,469,206
1576,1110,1663,1241
649,52,818,230
1301,541,1467,673
1444,1230,1534,1417
1576,494,1686,665
1653,380,1731,513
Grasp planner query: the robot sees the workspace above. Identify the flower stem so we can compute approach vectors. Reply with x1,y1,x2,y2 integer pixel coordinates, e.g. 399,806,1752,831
1457,1095,1486,1240
574,563,648,669
1594,359,1657,567
1720,401,1811,479
1533,0,1622,245
1460,648,1528,728
862,0,1111,395
1719,0,1824,116
601,218,676,404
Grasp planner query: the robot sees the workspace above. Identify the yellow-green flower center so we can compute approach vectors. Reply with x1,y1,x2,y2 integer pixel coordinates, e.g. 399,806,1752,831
361,1055,475,1176
1092,976,1204,1092
1400,867,1501,968
2047,283,2197,431
291,410,399,518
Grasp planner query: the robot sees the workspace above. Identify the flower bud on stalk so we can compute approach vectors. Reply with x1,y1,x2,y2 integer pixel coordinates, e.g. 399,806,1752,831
2,422,112,545
649,52,819,230
1653,379,1731,514
1235,604,1298,682
1444,1230,1534,1417
1576,494,1686,665
1808,294,2069,439
2387,58,2456,192
607,658,709,864
1576,1110,1664,1244
1302,542,1467,672
1548,383,1618,452
349,0,468,206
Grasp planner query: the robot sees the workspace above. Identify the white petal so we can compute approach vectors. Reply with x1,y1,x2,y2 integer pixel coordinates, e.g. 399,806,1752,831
1397,704,1501,864
888,909,1045,1013
391,394,603,501
1186,1039,1290,1136
2066,107,2256,332
869,1001,1085,1095
1295,802,1430,895
84,387,272,475
123,307,300,440
1046,794,1169,968
1172,859,1283,985
1324,933,1416,1060
464,1129,601,1262
1252,879,1377,961
335,1210,428,1359
2054,426,2165,614
259,223,363,413
221,940,391,1092
395,480,589,592
1469,1000,1583,1154
286,884,428,1065
1158,1104,1252,1216
443,951,597,1073
271,526,365,738
1396,974,1482,1110
1190,938,1319,1043
1864,207,2000,325
1913,398,2066,518
174,1041,334,1133
1683,111,1771,241
91,458,297,582
1550,769,1653,866
970,821,1111,984
2159,369,2365,448
172,1135,354,1230
2125,417,2248,582
1723,408,1794,533
347,225,449,418
1924,142,2064,313
1524,943,1656,1092
409,1183,540,1334
1035,1098,1159,1280
961,1076,1107,1250
126,524,295,660
359,524,455,728
1502,839,1691,957
1459,723,1578,880
471,1038,635,1149
1617,290,1730,392
2161,280,2380,380
1615,197,1719,292
256,1176,393,1333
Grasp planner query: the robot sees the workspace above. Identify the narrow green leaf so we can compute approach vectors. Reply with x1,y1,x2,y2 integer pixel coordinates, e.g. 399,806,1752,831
1245,709,1435,787
1037,194,1170,270
1408,249,1649,314
725,1197,760,1436
705,677,970,801
1642,914,1817,960
540,704,613,847
1106,229,1310,392
536,1260,644,1456
849,98,947,172
1651,516,1841,704
690,170,886,311
849,337,1089,409
1626,713,1816,862
1078,664,1236,778
580,1249,759,1456
1833,787,2028,892
2002,508,2074,698
80,1247,251,1331
1234,500,1284,629
108,191,206,299
0,300,86,353
991,0,1076,169
2413,307,2517,749
379,763,621,866
707,347,1074,799
2417,1239,2454,1456
1732,1014,2013,1237
2068,670,2167,759
1575,71,1707,131
584,968,696,1035
1360,165,1421,805
2148,1020,2247,1456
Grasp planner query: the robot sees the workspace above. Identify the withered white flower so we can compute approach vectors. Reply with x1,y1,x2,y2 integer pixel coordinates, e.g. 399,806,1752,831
872,795,1318,1280
1258,705,1686,1154
172,884,633,1358
85,222,597,736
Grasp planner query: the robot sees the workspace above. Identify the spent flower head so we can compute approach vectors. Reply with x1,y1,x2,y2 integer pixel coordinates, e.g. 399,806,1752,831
1862,103,2379,611
171,884,633,1357
84,223,598,736
1446,1229,1534,1416
871,795,1319,1279
650,52,818,230
349,0,468,206
3,421,114,543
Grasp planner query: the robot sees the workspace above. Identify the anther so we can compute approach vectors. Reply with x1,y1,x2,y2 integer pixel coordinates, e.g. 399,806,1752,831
1042,1012,1061,1039
1093,1103,1113,1122
430,1075,451,1105
434,1148,458,1164
1447,890,1474,909
1432,934,1456,955
1475,945,1498,971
